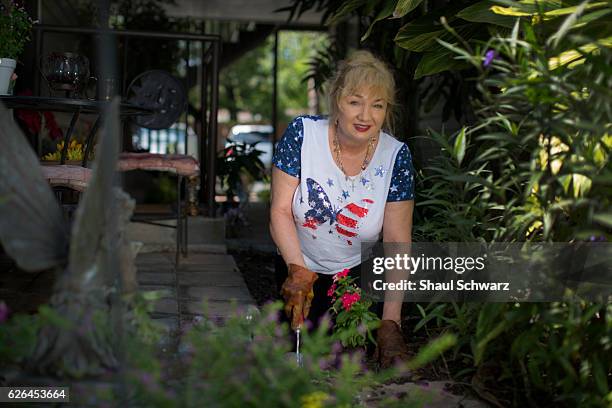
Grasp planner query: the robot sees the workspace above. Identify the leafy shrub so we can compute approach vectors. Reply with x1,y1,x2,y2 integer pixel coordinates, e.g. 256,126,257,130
1,300,456,407
0,1,35,60
216,141,268,202
413,5,611,407
127,302,456,407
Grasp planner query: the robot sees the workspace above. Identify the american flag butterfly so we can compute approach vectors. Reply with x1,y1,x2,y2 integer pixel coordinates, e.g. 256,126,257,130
301,178,373,246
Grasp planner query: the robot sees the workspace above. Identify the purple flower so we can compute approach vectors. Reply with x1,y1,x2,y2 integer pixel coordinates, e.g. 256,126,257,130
483,50,498,67
139,372,159,391
318,357,330,370
589,235,607,242
0,301,9,322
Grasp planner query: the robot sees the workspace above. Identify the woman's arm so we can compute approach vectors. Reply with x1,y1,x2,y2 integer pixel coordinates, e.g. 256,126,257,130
381,199,414,323
270,166,305,267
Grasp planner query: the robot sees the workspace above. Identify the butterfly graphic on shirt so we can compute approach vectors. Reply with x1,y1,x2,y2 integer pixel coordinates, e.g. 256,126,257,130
301,178,373,246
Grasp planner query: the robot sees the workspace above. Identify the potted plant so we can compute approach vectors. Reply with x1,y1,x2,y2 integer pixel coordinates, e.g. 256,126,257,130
0,1,34,95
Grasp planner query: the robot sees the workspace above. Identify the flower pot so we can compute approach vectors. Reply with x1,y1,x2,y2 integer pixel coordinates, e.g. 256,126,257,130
0,58,17,95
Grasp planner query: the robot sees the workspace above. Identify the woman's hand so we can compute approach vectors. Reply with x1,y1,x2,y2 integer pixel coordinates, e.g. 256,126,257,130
281,264,318,330
375,320,410,369
378,200,414,368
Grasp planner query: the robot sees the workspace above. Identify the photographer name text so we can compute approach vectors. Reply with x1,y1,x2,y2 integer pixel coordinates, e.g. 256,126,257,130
372,279,510,291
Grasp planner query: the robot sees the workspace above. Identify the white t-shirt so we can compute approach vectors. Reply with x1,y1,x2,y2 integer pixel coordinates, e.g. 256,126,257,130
273,115,415,274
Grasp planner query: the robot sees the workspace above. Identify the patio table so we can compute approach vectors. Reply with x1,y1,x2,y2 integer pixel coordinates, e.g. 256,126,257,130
0,95,153,167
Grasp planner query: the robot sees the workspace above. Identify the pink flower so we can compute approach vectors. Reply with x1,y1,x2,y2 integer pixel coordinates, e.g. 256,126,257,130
0,301,9,322
327,283,336,297
11,73,17,81
333,268,350,282
341,291,361,311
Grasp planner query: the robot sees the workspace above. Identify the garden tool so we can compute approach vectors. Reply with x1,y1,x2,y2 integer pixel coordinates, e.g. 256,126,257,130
295,328,303,367
281,264,318,330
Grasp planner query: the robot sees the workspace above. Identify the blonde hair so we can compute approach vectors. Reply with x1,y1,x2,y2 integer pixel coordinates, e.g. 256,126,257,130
328,50,396,133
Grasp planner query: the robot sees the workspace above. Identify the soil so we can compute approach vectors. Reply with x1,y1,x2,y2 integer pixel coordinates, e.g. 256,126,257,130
230,249,279,306
0,251,56,315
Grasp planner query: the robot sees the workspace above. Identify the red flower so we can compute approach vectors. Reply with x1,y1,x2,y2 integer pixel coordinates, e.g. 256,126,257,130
0,301,9,323
333,268,349,282
43,111,63,140
16,90,41,134
341,291,361,311
15,90,63,139
327,283,336,297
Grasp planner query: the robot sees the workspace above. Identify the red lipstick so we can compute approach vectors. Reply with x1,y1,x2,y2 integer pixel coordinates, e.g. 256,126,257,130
354,124,371,132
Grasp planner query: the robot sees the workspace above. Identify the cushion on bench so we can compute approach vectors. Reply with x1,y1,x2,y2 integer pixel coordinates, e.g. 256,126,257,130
118,153,200,177
41,164,92,192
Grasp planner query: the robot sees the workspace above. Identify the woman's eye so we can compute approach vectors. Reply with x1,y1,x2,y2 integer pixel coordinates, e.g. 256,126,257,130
374,104,384,109
349,100,359,106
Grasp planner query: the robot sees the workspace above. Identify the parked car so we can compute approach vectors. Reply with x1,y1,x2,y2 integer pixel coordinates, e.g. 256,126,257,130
225,124,274,168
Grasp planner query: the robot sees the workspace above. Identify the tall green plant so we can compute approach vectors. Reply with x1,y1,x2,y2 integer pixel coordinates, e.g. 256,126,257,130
416,6,611,241
412,5,611,407
0,1,35,60
216,141,268,202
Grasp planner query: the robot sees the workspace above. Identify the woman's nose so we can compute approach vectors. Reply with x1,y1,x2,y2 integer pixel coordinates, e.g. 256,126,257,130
357,105,372,121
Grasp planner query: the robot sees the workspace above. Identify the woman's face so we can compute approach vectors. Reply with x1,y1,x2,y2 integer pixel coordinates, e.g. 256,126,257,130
336,86,387,145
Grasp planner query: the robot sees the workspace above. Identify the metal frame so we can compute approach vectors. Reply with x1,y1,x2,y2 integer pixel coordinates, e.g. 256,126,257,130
131,174,188,265
32,24,221,217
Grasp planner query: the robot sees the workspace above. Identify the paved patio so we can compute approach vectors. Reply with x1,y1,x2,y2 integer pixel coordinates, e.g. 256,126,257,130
136,250,256,336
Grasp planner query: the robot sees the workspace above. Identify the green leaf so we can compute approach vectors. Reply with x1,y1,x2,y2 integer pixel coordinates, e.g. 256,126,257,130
453,127,467,166
548,0,589,48
414,47,469,78
437,38,479,64
490,5,532,17
474,319,507,365
593,212,612,228
548,37,612,70
591,356,609,395
475,303,505,340
406,333,457,369
326,0,368,25
542,2,608,18
392,0,424,19
445,174,496,189
510,17,520,57
395,23,445,52
457,1,516,28
362,0,397,41
414,303,447,332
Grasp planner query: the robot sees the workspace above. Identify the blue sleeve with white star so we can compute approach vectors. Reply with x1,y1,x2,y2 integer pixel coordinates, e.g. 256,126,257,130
272,117,303,178
387,144,415,201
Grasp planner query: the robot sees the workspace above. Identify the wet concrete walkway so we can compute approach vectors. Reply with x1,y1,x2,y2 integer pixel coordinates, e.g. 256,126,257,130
136,250,256,335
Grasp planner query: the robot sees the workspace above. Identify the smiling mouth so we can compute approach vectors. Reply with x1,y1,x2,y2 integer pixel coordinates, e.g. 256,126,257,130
354,124,371,132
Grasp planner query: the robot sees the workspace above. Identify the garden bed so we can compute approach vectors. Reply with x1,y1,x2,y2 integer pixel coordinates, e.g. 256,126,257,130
230,249,468,386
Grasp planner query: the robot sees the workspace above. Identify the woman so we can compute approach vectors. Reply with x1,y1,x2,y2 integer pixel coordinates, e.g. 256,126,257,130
270,50,414,368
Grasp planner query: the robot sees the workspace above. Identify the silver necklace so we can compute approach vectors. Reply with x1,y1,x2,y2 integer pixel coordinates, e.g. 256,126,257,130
333,123,375,191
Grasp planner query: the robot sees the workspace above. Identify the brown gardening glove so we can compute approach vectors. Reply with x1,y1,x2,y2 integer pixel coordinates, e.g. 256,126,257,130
280,264,318,330
375,320,410,369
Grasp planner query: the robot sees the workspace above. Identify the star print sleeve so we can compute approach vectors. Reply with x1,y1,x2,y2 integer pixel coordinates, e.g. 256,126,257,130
387,144,415,201
272,116,304,178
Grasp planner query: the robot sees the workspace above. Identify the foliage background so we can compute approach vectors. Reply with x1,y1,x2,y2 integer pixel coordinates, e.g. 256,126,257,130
285,0,612,406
